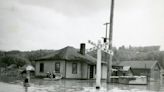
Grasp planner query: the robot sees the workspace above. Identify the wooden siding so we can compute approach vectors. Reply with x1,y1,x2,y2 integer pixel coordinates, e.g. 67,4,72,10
65,61,81,79
35,60,65,77
35,60,90,79
81,63,89,79
102,64,107,79
130,63,160,81
132,69,150,76
35,61,112,80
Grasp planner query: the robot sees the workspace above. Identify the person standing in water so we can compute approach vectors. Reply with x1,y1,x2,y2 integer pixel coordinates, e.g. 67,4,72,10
24,70,30,87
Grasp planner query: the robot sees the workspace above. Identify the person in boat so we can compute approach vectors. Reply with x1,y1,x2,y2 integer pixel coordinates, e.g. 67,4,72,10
47,72,53,79
53,73,56,78
46,72,50,78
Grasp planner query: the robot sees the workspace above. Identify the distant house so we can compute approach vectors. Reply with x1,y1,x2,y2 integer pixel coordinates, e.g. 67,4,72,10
35,45,104,79
118,61,161,81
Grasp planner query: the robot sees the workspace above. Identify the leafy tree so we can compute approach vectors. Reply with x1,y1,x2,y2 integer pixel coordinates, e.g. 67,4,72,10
0,56,29,67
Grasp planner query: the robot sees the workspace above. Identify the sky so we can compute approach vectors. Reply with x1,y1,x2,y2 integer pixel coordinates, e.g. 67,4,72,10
0,0,164,51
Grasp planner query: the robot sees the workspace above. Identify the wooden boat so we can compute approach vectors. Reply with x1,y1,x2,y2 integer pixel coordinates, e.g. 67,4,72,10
43,77,62,81
43,74,62,81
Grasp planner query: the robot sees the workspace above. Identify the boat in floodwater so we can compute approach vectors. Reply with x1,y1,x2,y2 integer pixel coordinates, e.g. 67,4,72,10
43,74,63,81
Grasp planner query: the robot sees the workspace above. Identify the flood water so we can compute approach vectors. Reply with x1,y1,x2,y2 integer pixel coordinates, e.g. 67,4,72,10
0,79,164,92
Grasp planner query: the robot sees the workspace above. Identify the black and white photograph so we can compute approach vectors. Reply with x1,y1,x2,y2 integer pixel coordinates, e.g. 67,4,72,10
0,0,164,92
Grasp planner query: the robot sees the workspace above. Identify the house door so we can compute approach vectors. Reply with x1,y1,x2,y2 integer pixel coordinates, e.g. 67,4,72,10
90,65,94,78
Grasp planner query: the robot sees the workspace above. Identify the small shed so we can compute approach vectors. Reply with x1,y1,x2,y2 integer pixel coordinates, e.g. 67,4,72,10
118,61,161,81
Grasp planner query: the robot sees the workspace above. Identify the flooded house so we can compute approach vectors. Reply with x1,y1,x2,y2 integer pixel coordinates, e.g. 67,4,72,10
35,44,107,79
118,61,161,81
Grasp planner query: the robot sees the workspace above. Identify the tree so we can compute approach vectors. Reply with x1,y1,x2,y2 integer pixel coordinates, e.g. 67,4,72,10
0,56,29,67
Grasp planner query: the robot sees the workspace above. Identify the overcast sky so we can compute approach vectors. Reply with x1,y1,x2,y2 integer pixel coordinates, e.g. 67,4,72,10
0,0,164,51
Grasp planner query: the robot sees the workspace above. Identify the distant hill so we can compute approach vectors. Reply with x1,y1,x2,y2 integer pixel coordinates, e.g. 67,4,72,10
0,55,29,67
0,45,164,68
88,45,164,68
0,49,56,67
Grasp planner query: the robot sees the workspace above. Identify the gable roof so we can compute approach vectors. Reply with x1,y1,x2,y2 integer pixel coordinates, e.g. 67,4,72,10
118,61,159,69
35,46,96,64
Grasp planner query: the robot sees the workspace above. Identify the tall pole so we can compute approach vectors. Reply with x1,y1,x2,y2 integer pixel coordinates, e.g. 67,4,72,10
96,41,101,89
107,0,115,83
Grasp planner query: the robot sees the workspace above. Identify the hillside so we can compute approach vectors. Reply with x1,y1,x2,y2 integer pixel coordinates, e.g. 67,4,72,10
0,49,56,67
88,45,164,68
0,45,164,68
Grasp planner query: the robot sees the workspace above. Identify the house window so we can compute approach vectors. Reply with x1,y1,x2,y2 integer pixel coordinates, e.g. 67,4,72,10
72,63,77,74
40,63,44,73
123,72,126,76
55,62,60,73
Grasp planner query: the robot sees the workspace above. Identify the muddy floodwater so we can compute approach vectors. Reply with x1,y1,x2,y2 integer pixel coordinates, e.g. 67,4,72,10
0,79,164,92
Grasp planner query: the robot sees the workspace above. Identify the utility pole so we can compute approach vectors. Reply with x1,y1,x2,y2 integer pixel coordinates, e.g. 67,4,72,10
107,0,115,83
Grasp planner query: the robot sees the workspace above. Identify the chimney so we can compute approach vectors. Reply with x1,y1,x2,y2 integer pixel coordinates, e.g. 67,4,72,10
80,43,85,55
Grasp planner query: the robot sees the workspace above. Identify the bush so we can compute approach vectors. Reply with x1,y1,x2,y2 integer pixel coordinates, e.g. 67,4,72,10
0,56,29,67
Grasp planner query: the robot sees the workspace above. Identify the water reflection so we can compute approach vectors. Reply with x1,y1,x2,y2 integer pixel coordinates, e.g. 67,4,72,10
24,86,28,92
1,79,164,92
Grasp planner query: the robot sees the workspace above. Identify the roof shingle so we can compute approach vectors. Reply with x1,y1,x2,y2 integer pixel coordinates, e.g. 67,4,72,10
35,46,96,64
118,61,158,69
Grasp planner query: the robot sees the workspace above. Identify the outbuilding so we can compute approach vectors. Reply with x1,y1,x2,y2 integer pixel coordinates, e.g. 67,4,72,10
118,61,161,81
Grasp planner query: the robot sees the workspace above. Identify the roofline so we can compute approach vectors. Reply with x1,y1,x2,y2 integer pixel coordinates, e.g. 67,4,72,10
150,61,156,69
153,61,162,70
35,59,96,65
118,60,159,69
150,61,159,69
